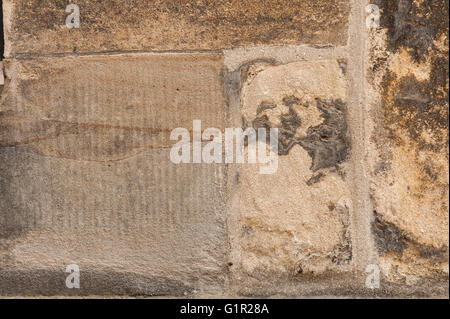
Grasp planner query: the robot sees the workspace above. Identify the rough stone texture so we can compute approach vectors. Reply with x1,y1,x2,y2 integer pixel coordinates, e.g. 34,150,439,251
0,54,225,160
3,0,350,56
222,60,353,293
367,0,449,285
0,0,448,298
0,54,227,296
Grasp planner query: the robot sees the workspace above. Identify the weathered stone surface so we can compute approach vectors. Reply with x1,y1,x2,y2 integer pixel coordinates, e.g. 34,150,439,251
0,54,227,296
3,0,350,56
224,60,353,291
367,0,449,285
0,0,448,299
0,54,225,160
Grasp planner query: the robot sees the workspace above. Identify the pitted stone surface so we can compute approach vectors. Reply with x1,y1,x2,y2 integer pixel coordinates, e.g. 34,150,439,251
230,60,352,289
0,0,448,298
3,0,350,56
367,0,449,284
0,54,227,296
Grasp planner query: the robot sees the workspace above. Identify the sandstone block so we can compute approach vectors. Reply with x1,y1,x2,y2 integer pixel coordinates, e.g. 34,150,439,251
0,53,228,296
223,59,353,294
3,0,350,56
367,0,449,285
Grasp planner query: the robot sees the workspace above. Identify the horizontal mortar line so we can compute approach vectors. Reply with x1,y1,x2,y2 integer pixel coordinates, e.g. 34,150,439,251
7,45,349,60
224,44,347,52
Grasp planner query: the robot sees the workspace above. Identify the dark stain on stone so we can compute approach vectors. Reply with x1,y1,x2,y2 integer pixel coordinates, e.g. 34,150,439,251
9,0,350,55
331,242,352,265
372,211,408,255
250,98,350,171
278,107,303,155
251,105,300,155
383,74,448,152
251,114,271,131
298,98,350,171
417,245,448,263
282,95,301,107
220,59,277,112
374,0,449,152
372,211,449,262
0,269,194,296
306,172,325,186
242,225,254,236
422,165,438,182
222,60,350,172
376,0,449,62
256,101,277,115
370,55,388,73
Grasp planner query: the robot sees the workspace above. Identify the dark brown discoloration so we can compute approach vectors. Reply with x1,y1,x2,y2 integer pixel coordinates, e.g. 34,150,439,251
256,102,277,115
278,108,303,155
306,173,325,186
252,106,302,156
375,0,449,62
372,211,409,255
298,99,349,171
374,0,449,152
0,269,193,296
417,246,448,263
372,211,448,262
222,61,350,172
220,59,277,112
331,242,352,265
368,0,449,268
6,0,350,56
282,96,302,107
381,72,448,153
250,98,350,171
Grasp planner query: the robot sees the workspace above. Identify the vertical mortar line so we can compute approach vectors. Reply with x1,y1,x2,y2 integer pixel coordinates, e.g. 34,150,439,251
347,0,377,272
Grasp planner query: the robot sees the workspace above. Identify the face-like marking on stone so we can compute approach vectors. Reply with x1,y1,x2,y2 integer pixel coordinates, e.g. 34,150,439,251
250,97,349,171
297,98,349,171
235,60,352,278
240,60,348,172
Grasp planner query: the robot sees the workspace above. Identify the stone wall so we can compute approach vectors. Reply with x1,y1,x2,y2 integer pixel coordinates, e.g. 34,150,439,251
0,0,448,297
